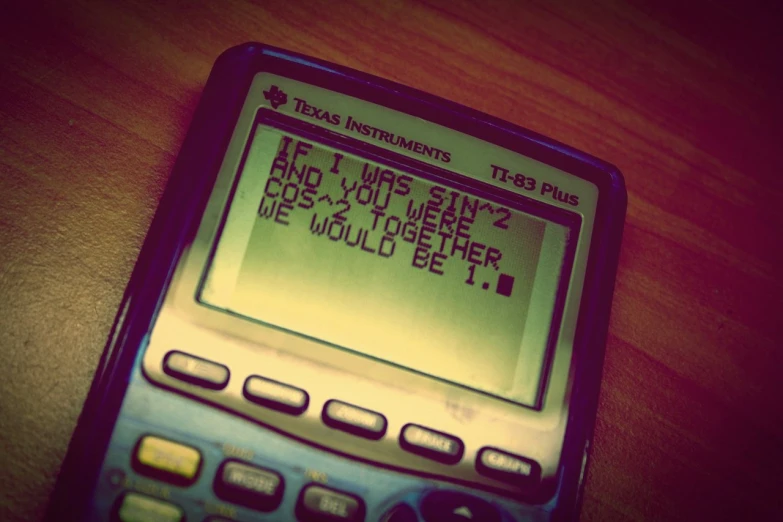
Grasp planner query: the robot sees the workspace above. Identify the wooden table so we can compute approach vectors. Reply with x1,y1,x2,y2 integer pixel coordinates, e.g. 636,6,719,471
1,1,781,521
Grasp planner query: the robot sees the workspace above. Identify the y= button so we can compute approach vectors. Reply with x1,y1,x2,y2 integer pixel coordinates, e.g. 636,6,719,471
163,351,229,390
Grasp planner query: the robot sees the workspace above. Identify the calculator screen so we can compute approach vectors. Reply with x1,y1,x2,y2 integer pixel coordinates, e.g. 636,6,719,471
200,125,575,406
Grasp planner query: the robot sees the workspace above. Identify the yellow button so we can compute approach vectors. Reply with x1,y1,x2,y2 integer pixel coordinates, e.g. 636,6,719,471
117,492,183,522
136,436,202,482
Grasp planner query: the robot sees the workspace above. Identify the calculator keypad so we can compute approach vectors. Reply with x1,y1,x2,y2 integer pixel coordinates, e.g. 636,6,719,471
119,370,543,521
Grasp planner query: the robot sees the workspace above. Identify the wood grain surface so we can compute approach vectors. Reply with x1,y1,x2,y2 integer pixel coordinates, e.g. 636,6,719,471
1,1,782,521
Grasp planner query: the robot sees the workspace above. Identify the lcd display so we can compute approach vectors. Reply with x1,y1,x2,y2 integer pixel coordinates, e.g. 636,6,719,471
201,125,575,406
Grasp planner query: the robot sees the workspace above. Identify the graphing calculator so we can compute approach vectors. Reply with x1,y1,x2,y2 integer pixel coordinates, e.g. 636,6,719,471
45,43,626,522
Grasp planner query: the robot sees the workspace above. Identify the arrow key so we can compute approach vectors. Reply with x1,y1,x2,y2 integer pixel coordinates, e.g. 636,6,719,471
420,491,500,522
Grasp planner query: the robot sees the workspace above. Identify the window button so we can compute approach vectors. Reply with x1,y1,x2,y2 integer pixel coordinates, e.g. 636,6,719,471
244,375,309,415
476,447,541,487
296,484,366,522
213,459,284,512
132,435,202,487
399,424,463,464
115,492,184,522
322,400,387,440
163,351,229,390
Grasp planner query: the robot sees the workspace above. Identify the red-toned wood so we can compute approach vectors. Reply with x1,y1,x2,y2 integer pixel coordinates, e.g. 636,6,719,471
1,1,781,520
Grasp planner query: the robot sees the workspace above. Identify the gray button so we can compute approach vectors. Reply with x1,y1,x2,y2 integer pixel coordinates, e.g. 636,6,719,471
400,424,463,464
297,484,365,521
163,351,229,390
476,447,540,487
214,460,284,512
322,400,387,440
244,376,309,415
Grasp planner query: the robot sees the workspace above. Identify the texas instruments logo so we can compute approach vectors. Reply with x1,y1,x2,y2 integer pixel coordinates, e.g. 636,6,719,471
263,85,288,109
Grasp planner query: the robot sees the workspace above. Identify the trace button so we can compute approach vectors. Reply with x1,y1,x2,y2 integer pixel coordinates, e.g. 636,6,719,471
476,447,541,488
322,400,387,440
399,424,464,464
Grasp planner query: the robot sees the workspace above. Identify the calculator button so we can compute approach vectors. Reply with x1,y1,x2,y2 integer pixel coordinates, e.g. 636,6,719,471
476,447,541,487
322,400,386,440
399,424,464,464
213,459,284,512
163,351,229,390
420,490,500,522
115,492,184,522
244,375,309,415
296,484,366,521
133,435,202,486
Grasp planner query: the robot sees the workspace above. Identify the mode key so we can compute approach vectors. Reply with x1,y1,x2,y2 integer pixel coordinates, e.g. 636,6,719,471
213,460,284,512
296,484,366,522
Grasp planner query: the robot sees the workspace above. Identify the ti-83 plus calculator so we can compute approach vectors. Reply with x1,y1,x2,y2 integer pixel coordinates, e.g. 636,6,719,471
46,44,626,522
